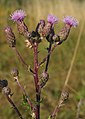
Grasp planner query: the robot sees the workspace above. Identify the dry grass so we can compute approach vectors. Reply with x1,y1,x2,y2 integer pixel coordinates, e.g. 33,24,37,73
25,0,85,23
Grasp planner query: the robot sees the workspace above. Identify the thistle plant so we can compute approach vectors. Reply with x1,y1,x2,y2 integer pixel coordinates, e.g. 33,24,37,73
0,9,79,119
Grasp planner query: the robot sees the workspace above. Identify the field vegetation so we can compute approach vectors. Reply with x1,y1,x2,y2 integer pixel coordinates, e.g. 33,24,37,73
0,0,85,119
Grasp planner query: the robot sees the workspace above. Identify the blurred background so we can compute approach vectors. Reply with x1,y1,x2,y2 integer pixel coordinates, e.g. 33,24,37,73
0,0,85,119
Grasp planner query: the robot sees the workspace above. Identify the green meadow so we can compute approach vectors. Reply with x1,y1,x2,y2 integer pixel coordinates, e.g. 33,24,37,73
0,0,85,119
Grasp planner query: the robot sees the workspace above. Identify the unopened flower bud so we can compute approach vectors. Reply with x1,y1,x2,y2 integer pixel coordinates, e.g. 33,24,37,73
42,71,49,79
52,35,60,43
40,72,49,88
0,80,8,88
36,20,45,36
2,87,11,96
4,27,16,47
42,22,52,37
11,68,19,77
31,31,41,43
59,90,69,106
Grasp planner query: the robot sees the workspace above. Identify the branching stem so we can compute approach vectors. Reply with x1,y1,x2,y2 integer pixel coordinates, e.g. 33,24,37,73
39,43,58,67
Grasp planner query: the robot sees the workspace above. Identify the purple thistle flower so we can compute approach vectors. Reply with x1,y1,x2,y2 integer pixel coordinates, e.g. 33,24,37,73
10,10,26,22
63,16,79,27
47,14,59,24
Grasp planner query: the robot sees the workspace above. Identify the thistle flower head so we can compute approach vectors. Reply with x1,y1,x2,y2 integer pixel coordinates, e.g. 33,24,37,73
47,14,59,24
63,16,79,27
10,10,26,22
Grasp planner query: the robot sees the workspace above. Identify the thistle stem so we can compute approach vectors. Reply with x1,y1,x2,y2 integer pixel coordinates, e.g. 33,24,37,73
33,42,40,119
39,43,58,67
6,94,23,119
15,77,33,109
45,42,52,72
13,47,28,70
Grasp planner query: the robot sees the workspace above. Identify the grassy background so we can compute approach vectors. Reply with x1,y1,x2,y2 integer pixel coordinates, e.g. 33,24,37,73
0,0,85,119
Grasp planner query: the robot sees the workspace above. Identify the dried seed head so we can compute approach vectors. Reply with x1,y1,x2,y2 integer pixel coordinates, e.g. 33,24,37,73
4,27,16,47
11,68,19,77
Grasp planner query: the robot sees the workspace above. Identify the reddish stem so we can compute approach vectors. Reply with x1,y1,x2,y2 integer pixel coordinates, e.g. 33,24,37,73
33,42,40,119
6,94,23,119
13,47,28,70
